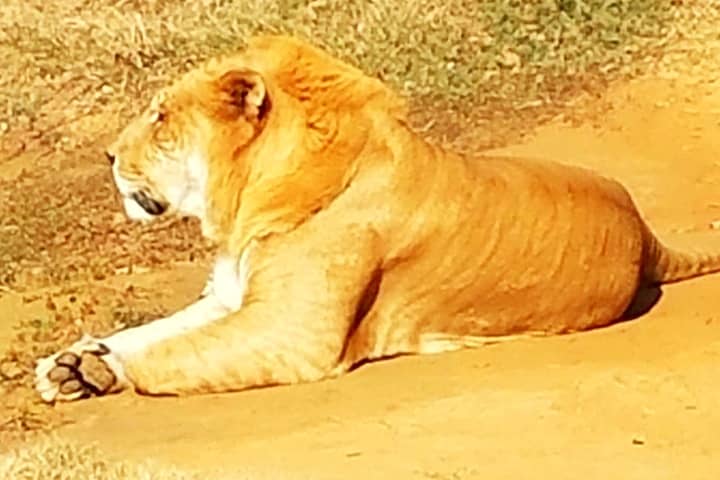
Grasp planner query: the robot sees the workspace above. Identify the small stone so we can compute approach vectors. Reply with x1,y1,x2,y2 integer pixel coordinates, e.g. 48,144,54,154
29,266,44,277
111,212,127,225
114,266,131,275
0,361,23,380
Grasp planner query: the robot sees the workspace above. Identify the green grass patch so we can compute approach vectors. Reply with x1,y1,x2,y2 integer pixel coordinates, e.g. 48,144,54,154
0,0,683,138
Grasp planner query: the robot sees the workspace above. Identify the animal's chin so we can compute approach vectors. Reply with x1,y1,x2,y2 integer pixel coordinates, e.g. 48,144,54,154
122,192,169,221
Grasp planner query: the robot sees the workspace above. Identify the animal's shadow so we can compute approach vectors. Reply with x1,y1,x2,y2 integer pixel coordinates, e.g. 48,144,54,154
620,285,664,322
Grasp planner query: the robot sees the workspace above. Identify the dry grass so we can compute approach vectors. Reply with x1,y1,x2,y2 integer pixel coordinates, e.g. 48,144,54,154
0,167,214,288
1,0,719,460
0,436,300,479
0,0,679,129
0,436,200,479
0,283,173,444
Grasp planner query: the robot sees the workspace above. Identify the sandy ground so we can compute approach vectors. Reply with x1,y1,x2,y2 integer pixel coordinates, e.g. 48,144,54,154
3,62,720,478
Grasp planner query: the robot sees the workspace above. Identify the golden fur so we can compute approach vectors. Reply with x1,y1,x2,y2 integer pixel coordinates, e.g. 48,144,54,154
35,35,720,400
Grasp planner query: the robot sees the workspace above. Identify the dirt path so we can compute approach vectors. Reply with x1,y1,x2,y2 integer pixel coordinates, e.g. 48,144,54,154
4,71,706,479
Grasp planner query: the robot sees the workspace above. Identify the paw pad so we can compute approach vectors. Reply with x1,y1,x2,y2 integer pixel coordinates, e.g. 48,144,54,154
35,339,119,403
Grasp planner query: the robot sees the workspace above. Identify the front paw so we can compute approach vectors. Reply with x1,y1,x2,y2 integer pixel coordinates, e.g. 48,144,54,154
34,334,127,403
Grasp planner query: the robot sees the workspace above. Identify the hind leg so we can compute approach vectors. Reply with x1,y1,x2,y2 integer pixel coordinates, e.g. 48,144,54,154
416,332,547,353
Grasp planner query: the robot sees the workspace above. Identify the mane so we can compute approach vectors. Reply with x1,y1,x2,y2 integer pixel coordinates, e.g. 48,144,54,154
245,35,408,120
187,35,408,254
181,35,408,121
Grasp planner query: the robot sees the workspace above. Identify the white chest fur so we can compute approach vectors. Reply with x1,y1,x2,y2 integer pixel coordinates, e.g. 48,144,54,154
101,248,251,358
209,248,252,312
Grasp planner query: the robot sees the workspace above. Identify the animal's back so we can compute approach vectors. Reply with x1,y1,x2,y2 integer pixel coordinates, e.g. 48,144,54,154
404,154,643,330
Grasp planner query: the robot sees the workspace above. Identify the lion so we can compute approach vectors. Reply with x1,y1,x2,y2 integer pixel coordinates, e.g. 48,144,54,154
34,35,720,403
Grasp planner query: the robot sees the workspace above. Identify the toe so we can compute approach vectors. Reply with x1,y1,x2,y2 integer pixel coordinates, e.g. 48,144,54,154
77,352,117,394
47,365,75,383
55,352,81,368
59,378,88,396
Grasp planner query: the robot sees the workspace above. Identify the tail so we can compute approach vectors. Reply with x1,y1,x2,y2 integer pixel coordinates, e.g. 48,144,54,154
643,225,720,284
